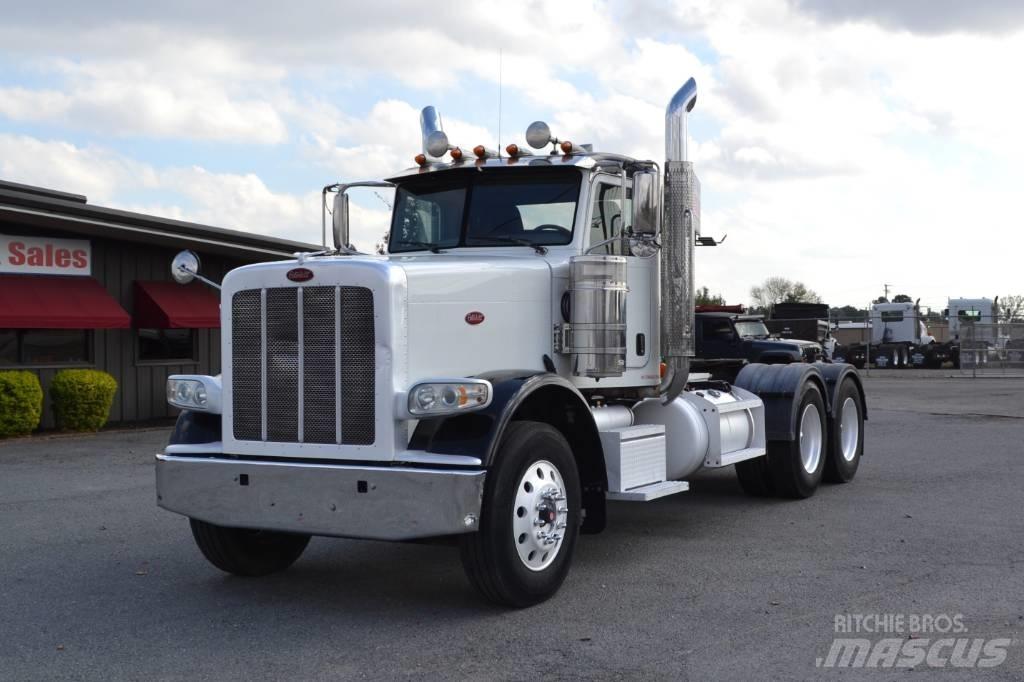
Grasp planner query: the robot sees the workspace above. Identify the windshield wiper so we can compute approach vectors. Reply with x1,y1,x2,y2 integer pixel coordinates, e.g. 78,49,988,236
468,236,548,254
395,240,445,253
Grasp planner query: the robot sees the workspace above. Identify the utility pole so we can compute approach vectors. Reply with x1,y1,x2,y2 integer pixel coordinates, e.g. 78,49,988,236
883,283,892,301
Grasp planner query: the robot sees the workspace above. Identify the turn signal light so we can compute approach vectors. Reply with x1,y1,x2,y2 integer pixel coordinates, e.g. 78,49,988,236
560,140,574,154
659,362,667,378
414,153,427,166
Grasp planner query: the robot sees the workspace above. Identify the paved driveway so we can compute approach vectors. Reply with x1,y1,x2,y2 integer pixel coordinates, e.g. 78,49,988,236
2,376,1022,680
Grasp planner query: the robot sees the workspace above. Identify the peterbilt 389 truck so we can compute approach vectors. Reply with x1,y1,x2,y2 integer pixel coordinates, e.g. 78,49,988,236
156,78,866,607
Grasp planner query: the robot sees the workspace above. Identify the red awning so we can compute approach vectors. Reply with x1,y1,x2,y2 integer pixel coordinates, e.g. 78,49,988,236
133,280,220,329
0,274,130,329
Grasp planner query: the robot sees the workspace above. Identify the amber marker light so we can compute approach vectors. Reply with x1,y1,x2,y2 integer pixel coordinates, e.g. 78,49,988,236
414,153,427,166
560,140,574,154
506,143,520,157
450,147,463,161
473,145,488,159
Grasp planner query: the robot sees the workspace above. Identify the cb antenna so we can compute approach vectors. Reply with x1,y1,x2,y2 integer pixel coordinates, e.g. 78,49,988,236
497,48,503,157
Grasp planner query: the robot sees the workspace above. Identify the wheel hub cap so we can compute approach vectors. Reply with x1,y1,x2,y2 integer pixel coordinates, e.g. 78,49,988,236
839,397,859,462
799,403,823,474
513,460,568,571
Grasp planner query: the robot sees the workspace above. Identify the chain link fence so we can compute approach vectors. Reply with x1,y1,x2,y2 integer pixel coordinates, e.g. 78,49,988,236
959,323,1024,375
760,313,1024,376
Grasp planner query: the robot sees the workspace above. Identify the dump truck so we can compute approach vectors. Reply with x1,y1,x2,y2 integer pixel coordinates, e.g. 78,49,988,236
156,77,866,606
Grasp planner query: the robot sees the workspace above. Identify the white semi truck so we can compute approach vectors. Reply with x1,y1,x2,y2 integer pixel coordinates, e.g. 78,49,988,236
856,298,1000,369
156,78,867,606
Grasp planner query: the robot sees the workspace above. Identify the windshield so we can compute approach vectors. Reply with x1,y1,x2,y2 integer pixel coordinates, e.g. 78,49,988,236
734,320,770,339
388,169,580,253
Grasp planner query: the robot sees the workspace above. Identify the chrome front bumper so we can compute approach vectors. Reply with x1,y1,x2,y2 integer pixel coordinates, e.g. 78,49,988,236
155,454,485,541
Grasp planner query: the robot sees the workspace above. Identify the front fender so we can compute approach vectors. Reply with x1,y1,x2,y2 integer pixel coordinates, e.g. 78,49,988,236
410,370,607,533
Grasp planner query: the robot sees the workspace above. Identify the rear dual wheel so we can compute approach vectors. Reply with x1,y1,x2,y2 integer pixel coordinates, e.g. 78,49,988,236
736,382,826,498
737,378,864,497
823,379,863,483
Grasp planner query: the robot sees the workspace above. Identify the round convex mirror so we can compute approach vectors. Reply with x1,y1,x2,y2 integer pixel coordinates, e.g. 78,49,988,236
171,250,201,285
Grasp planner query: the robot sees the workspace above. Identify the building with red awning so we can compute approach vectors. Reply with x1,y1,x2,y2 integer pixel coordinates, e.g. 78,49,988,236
0,179,319,428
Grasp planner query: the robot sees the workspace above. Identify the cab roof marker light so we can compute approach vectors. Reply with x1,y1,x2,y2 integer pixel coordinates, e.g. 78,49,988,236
473,145,498,159
505,143,534,158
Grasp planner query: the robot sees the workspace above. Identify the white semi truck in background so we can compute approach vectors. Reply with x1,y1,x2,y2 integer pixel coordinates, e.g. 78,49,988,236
155,78,867,606
852,297,1000,369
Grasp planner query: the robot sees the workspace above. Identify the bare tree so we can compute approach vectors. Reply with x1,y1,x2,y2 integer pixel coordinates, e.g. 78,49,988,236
750,277,822,310
1000,295,1024,322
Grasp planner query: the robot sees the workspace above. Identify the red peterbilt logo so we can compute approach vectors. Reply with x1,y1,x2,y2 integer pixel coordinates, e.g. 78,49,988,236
286,268,314,282
465,311,485,325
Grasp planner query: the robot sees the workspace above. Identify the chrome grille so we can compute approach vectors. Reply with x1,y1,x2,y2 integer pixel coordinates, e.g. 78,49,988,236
231,285,375,445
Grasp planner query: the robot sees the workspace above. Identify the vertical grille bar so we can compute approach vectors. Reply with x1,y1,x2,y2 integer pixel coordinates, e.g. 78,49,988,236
265,288,299,442
335,287,342,444
231,290,262,441
260,289,267,441
303,286,338,444
297,288,304,443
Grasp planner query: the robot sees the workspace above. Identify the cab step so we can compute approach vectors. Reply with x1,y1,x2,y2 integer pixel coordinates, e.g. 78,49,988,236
606,480,689,502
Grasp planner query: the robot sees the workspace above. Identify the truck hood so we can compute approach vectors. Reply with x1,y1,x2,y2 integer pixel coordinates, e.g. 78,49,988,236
390,253,554,378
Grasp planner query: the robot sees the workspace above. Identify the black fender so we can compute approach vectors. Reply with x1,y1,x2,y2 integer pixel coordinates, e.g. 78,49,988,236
812,362,868,422
734,362,828,442
168,410,222,445
410,370,607,533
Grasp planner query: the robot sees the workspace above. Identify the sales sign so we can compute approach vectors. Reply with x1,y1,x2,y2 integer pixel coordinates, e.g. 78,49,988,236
0,234,91,275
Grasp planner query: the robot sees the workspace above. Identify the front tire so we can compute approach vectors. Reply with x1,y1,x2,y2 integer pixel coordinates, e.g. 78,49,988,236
460,421,581,607
767,382,827,498
189,519,310,577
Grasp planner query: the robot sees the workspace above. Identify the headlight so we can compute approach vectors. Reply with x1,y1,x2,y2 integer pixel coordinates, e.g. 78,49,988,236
167,375,221,413
407,379,491,416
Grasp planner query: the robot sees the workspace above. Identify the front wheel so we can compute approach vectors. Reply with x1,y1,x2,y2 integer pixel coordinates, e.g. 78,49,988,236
460,421,581,607
189,519,310,577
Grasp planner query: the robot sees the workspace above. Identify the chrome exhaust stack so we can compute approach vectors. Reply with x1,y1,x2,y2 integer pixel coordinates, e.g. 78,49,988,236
660,78,698,404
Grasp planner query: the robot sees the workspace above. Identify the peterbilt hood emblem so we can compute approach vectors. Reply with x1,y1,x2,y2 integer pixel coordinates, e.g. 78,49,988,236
287,267,314,282
465,311,485,325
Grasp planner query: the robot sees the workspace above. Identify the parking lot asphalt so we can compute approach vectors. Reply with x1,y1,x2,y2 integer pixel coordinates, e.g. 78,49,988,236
2,375,1023,681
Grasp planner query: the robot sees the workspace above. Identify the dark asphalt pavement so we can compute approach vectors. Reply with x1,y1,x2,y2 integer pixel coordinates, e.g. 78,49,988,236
2,376,1022,680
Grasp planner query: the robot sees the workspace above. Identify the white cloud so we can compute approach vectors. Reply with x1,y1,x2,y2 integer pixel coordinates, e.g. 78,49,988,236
2,0,1024,308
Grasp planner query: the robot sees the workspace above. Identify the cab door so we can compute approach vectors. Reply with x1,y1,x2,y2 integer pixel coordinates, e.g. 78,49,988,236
586,177,654,370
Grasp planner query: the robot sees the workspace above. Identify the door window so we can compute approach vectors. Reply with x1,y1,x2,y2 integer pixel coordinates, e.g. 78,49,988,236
588,181,632,255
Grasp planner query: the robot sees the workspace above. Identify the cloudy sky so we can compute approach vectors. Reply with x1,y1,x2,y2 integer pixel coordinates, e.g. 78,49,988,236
1,0,1022,310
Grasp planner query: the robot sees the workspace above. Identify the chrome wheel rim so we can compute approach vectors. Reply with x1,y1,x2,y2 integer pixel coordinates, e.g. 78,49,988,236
839,397,859,462
799,403,823,474
512,459,568,572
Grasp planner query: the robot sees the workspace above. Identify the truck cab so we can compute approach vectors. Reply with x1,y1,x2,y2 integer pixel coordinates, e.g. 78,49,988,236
155,78,866,607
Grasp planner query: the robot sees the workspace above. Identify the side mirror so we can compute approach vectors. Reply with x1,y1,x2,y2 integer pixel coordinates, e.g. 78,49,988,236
332,192,350,250
632,170,659,235
171,250,201,285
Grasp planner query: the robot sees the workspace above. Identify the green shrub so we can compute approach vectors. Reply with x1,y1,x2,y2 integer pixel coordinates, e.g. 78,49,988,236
0,370,43,437
50,369,118,432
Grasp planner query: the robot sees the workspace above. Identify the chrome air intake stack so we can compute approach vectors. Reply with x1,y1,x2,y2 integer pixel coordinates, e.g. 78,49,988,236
660,78,698,404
